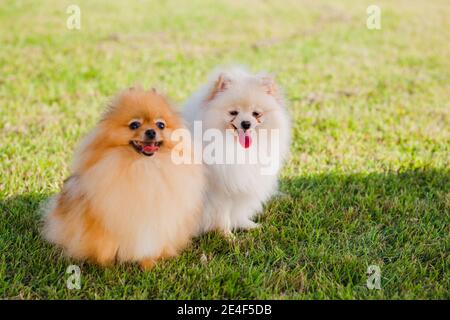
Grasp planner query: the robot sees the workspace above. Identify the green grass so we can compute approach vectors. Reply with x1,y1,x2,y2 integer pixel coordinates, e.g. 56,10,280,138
0,0,449,299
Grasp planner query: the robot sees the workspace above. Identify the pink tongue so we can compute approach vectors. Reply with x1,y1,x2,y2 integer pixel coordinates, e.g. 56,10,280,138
143,144,159,153
238,130,252,149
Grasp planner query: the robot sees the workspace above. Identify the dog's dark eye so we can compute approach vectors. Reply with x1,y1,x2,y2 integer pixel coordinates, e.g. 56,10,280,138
129,121,141,130
229,110,239,116
156,121,165,130
252,111,261,118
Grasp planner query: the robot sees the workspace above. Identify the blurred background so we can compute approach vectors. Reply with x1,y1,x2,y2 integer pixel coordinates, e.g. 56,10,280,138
1,0,449,188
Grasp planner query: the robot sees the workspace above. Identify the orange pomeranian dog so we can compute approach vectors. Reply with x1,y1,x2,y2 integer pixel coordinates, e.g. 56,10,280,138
42,87,204,270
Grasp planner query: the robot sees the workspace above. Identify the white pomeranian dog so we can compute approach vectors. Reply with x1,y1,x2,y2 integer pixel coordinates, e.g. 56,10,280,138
183,67,291,235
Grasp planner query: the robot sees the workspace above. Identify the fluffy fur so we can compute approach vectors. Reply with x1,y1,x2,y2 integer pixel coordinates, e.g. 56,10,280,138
42,87,204,269
183,67,291,235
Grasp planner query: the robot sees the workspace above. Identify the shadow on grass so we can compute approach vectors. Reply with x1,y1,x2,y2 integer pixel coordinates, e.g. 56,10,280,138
1,168,448,298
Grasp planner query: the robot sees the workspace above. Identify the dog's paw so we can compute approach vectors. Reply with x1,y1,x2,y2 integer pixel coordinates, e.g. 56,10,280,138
237,219,260,231
221,229,236,241
139,257,156,271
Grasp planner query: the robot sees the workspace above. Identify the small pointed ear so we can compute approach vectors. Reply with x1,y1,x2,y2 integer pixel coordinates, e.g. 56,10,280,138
206,73,231,102
149,87,157,94
260,76,277,96
126,85,144,92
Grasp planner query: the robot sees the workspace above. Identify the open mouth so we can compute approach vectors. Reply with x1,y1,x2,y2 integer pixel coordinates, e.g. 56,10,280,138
130,140,163,156
230,124,253,149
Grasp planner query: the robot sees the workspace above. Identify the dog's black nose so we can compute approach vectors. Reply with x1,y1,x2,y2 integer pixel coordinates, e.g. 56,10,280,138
241,121,251,130
145,129,156,139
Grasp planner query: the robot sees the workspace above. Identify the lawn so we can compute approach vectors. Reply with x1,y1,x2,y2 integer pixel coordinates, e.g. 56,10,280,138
0,0,449,299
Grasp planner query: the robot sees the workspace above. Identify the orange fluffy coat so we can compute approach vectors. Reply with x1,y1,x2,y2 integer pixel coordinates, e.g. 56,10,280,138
42,88,204,269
